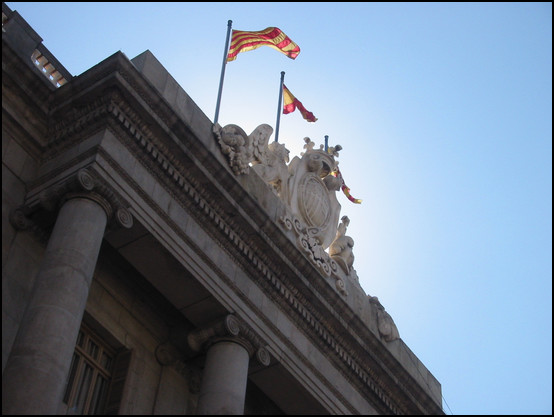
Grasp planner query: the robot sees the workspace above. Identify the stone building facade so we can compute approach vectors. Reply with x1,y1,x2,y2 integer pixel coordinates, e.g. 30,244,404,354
2,3,443,414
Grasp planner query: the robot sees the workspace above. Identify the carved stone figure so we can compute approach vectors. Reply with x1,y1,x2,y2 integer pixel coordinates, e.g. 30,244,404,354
214,123,291,200
251,141,290,199
301,137,316,154
329,215,355,274
213,123,274,176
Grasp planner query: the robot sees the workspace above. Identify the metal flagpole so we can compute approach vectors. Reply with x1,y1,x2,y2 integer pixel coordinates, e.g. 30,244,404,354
274,71,285,142
214,20,232,124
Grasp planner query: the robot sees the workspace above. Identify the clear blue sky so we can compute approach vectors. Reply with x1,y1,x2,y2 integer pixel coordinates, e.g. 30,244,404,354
7,2,552,414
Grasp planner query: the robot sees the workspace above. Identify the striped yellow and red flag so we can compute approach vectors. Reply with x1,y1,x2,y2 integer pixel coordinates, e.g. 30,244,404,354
227,27,300,62
282,84,317,123
331,168,362,204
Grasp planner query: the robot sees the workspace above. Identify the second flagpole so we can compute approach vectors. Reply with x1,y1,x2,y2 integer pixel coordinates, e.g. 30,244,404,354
274,71,285,142
214,20,232,125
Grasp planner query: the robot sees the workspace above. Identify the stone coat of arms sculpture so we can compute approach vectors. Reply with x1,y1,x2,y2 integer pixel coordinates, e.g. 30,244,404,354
214,124,342,250
214,123,349,291
213,122,399,340
286,141,342,250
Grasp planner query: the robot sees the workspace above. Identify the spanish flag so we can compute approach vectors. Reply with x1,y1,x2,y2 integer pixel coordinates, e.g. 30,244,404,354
227,27,300,62
282,84,317,123
331,168,362,204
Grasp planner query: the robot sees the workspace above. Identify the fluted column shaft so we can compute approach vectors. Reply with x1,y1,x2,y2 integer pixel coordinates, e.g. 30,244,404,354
2,196,109,415
196,339,251,415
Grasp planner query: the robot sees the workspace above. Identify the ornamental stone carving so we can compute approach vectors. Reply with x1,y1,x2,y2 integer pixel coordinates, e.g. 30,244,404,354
287,148,341,249
187,314,271,366
215,123,359,298
369,296,400,342
213,123,291,200
329,215,356,275
279,214,348,297
252,140,291,199
10,168,134,234
279,214,338,278
214,124,343,250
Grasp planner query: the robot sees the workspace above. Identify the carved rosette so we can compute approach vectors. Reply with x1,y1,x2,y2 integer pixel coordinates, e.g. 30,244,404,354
155,342,181,367
9,206,34,231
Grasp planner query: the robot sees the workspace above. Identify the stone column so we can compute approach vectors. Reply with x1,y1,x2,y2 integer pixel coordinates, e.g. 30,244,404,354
2,191,112,415
188,315,271,415
197,339,251,415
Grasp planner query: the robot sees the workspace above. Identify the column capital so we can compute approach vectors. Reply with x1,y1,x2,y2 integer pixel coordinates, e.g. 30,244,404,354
155,342,201,394
187,314,270,367
10,167,133,235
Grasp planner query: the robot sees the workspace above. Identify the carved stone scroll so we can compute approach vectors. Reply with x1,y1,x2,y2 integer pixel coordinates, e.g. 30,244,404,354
279,214,348,296
187,314,271,367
